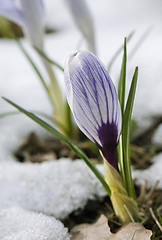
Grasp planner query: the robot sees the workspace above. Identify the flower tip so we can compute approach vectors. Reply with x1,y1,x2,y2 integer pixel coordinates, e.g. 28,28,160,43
68,51,79,64
72,52,79,58
65,51,96,73
65,51,81,73
68,51,81,61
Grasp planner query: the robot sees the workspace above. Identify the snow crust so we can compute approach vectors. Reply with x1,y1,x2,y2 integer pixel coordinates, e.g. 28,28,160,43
133,154,162,189
0,207,70,240
0,159,106,218
152,124,162,145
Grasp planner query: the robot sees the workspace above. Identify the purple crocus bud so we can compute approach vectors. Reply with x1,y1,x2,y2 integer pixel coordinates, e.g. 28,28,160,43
0,0,45,49
64,0,96,54
64,51,121,169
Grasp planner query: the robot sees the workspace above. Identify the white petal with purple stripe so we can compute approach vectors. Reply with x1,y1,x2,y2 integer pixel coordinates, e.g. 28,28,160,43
64,51,121,150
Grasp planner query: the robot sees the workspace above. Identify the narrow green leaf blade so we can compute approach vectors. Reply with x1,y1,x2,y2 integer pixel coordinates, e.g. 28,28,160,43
118,37,127,116
15,39,49,94
117,135,126,186
107,31,134,73
34,47,64,72
129,27,152,60
117,38,127,184
0,110,54,122
123,67,138,137
122,66,138,199
2,97,111,197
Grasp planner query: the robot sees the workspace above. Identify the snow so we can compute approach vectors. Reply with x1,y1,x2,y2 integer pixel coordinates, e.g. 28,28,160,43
152,124,162,145
133,153,162,189
0,207,70,240
0,0,162,238
0,159,106,219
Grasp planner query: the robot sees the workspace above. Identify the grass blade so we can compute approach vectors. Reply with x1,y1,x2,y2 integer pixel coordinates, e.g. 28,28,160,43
2,97,111,197
122,67,138,199
15,39,49,96
34,47,64,72
0,110,54,122
117,38,127,184
107,31,134,73
129,27,152,59
118,38,127,116
14,39,58,110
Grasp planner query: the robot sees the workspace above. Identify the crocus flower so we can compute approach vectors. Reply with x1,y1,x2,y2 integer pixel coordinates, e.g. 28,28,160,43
64,0,96,54
64,51,121,169
0,0,45,49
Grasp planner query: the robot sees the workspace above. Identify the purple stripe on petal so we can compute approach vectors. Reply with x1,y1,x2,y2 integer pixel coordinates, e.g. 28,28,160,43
86,53,114,124
82,57,104,123
72,76,100,128
81,54,111,124
71,63,102,127
77,64,102,125
73,92,101,145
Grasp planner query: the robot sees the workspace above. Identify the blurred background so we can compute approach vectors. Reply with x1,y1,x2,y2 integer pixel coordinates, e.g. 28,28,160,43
0,0,162,134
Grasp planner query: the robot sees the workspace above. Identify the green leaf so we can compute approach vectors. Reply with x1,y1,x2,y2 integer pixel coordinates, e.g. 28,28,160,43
0,110,54,122
15,39,58,111
2,97,111,197
117,38,127,185
122,67,138,199
118,37,127,117
107,31,134,73
34,47,64,72
129,27,152,60
123,67,138,145
118,135,125,186
15,39,49,96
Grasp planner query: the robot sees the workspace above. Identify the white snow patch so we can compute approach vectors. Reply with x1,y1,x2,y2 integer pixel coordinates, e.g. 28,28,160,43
0,159,106,219
0,115,52,162
152,124,162,145
0,207,70,240
132,153,162,189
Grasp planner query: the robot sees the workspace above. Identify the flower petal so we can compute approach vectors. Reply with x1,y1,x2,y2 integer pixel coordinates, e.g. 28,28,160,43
0,0,45,49
65,0,96,54
0,0,24,27
64,51,121,152
18,0,45,49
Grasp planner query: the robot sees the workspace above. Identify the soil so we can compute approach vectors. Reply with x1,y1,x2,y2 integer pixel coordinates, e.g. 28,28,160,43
14,132,100,163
